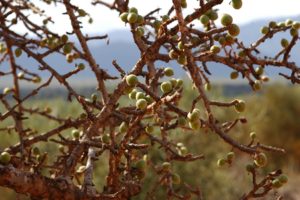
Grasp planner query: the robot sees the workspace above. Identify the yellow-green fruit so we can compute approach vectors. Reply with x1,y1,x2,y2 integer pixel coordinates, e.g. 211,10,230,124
189,120,200,130
3,87,11,95
285,19,293,26
191,36,200,45
18,72,24,79
246,164,255,172
218,37,226,46
200,15,210,26
91,93,97,101
281,38,289,48
272,179,283,188
238,50,246,57
225,34,235,45
102,134,110,144
32,76,41,83
63,43,73,54
217,158,226,167
78,9,86,17
253,80,261,91
72,130,80,139
210,45,221,54
66,54,73,63
162,162,171,171
177,41,184,50
292,21,300,29
221,14,233,26
178,116,187,126
44,107,52,113
177,55,187,65
278,174,288,184
129,7,138,14
255,66,264,76
254,152,268,167
126,74,138,86
164,67,174,77
261,26,269,34
228,24,240,36
180,146,188,155
127,13,138,24
290,28,298,37
234,100,246,113
135,159,146,171
269,21,277,28
204,83,211,91
170,78,177,87
32,147,40,155
171,173,181,184
61,34,68,43
77,63,85,70
187,109,201,121
135,92,146,100
181,0,187,8
136,26,144,37
250,132,256,140
136,99,147,110
120,12,128,22
0,152,11,165
161,15,169,22
153,20,162,30
136,15,144,25
145,125,154,134
15,48,22,57
232,0,242,9
206,10,218,21
169,49,179,59
129,89,137,100
161,81,172,94
230,71,239,79
58,145,64,153
176,79,183,87
227,152,235,161
119,122,128,133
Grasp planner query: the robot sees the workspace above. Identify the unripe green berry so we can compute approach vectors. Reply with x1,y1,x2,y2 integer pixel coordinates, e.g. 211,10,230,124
269,21,277,28
170,78,177,87
126,74,138,87
181,0,187,8
135,92,146,100
238,50,246,57
177,55,187,65
32,147,40,156
177,41,184,50
255,66,264,76
120,12,128,22
178,116,187,126
234,100,246,113
278,174,288,184
161,81,173,94
136,26,144,37
3,87,12,95
91,93,97,101
77,63,85,70
188,108,201,121
153,20,162,30
227,152,235,161
290,28,298,37
161,15,169,22
136,15,144,25
230,71,239,79
221,14,233,26
292,21,300,29
210,45,221,54
15,48,22,57
102,134,110,144
206,10,218,21
250,132,256,140
188,120,200,130
204,83,211,91
164,67,174,77
285,19,293,26
127,13,138,24
136,99,147,110
254,152,268,167
66,54,73,63
63,43,73,54
199,15,210,26
228,24,240,37
61,34,68,43
217,158,226,167
78,9,87,17
72,129,80,139
169,49,179,59
0,152,11,165
176,79,183,87
272,179,283,188
253,80,261,91
162,162,171,171
129,89,137,100
119,122,128,133
281,38,289,48
32,76,41,83
145,125,154,134
232,0,242,9
129,7,138,14
135,159,146,171
261,26,269,34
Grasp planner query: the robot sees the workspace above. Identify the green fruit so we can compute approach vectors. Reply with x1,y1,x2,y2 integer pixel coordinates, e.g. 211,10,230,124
102,134,110,144
206,10,218,21
3,87,11,95
217,158,226,167
188,109,201,121
136,26,144,37
126,74,138,86
238,50,246,57
91,93,97,101
177,41,184,50
254,153,268,167
181,0,187,8
200,15,210,26
171,173,181,184
191,36,200,45
261,26,269,34
230,71,239,79
281,38,289,48
221,14,233,26
290,28,298,37
176,79,183,87
261,75,270,82
15,48,22,57
285,19,293,26
253,80,261,91
292,21,300,29
162,162,171,171
78,9,86,17
161,15,169,22
61,34,68,43
161,81,172,94
246,164,255,172
210,45,221,54
227,152,235,161
129,7,138,14
153,20,162,30
188,120,200,130
169,49,179,59
225,34,235,45
127,13,138,24
120,12,128,22
170,78,177,87
72,130,80,139
135,92,146,100
135,159,146,171
32,147,40,155
129,89,137,100
232,0,242,9
32,76,41,83
272,179,283,188
18,72,24,79
44,107,52,113
136,99,147,110
255,66,264,76
278,22,286,28
177,55,187,65
63,43,73,54
0,152,11,165
204,83,211,91
136,15,144,25
180,146,188,155
218,37,226,46
145,125,154,133
228,24,240,36
250,132,256,140
269,21,277,28
58,145,64,152
164,67,174,77
178,116,187,126
234,100,245,113
77,63,85,70
66,54,73,63
278,174,288,184
119,122,128,133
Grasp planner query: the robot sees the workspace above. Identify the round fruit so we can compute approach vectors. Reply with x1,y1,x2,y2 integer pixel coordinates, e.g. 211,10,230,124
3,87,11,95
253,80,261,91
162,162,171,171
255,66,264,76
230,71,239,79
178,116,187,126
91,93,97,101
32,76,41,83
153,20,162,30
210,45,221,54
126,74,138,86
63,43,73,54
181,0,187,8
32,147,40,155
18,72,24,79
177,41,184,50
204,83,211,91
238,50,246,57
218,37,226,46
135,92,146,100
119,122,128,133
78,9,86,17
228,24,240,36
269,21,277,28
161,15,169,22
129,89,137,100
77,63,85,70
180,146,188,155
136,26,144,37
200,15,210,26
120,12,128,22
0,152,11,165
102,134,110,144
61,34,68,43
171,173,181,184
72,129,80,139
261,26,269,34
234,100,245,113
250,132,256,140
176,79,183,87
170,78,177,87
278,174,288,184
187,109,201,121
145,125,154,134
285,19,293,26
188,120,200,130
227,152,235,161
254,152,268,167
161,81,172,94
164,67,174,77
135,159,146,171
177,55,187,65
221,14,233,26
136,99,147,110
292,21,300,29
129,7,138,14
290,28,298,37
217,158,226,167
15,48,22,57
281,38,289,48
232,0,242,9
136,15,144,25
169,49,178,59
272,179,283,188
206,10,218,21
127,13,138,24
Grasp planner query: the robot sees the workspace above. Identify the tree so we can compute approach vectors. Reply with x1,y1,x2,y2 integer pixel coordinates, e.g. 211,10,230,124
0,0,299,199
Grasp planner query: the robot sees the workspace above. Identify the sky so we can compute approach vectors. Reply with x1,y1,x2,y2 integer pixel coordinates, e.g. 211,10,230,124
29,0,300,35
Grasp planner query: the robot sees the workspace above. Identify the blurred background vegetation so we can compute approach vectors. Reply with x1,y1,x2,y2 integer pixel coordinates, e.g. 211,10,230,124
1,82,300,200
